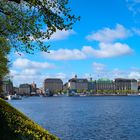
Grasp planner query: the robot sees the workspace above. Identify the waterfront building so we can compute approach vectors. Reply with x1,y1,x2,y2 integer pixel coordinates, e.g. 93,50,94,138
95,78,115,94
68,75,88,92
30,81,37,95
138,80,140,91
19,84,31,95
36,88,43,94
31,81,37,93
88,77,96,93
115,78,138,94
13,87,20,94
44,78,63,94
131,80,138,92
2,80,13,95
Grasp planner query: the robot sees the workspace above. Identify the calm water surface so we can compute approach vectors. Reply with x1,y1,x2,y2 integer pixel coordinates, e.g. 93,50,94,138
8,96,140,140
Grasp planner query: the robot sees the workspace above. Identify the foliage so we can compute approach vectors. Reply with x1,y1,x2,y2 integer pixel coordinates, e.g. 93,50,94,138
0,98,59,140
62,90,67,94
0,38,10,77
0,0,79,53
89,90,94,93
0,0,79,94
0,37,11,93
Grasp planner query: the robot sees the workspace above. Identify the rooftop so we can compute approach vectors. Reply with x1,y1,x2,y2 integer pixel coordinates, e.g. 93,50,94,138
115,78,137,82
44,78,63,83
69,78,88,83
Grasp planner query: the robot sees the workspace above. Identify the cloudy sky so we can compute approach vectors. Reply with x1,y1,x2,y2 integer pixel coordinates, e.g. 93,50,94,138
9,0,140,87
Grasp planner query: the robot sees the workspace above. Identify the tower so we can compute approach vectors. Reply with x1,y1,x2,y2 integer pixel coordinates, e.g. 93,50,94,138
75,74,77,79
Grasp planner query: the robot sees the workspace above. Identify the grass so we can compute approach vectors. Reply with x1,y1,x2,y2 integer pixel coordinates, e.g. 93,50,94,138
0,98,60,140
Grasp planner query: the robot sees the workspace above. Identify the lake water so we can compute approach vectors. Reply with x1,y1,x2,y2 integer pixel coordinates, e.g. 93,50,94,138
8,96,140,140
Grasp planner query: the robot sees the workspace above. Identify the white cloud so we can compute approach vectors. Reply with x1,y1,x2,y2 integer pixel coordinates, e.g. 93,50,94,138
111,69,128,79
10,70,18,75
42,29,76,42
13,58,55,69
10,69,47,87
43,42,133,60
111,69,140,80
42,48,86,60
22,69,40,75
11,58,56,86
86,24,131,43
10,66,140,87
89,65,140,80
83,42,133,58
93,62,106,71
92,67,140,80
10,69,68,87
126,0,140,15
55,73,67,80
41,23,134,60
128,71,140,79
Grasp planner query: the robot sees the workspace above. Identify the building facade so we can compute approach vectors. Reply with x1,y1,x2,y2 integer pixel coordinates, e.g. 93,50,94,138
88,78,96,92
44,78,63,94
138,80,140,91
95,78,115,94
68,75,88,92
2,80,13,95
36,88,43,94
30,82,37,94
19,84,31,95
115,78,138,94
13,87,20,94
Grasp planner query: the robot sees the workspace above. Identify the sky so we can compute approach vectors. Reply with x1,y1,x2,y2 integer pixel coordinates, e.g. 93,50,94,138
9,0,140,87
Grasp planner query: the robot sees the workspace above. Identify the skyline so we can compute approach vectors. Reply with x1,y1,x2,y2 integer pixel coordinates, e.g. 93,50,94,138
9,0,140,86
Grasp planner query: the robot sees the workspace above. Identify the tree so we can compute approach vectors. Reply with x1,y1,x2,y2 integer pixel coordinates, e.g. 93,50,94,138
0,0,79,94
0,37,10,93
0,0,79,53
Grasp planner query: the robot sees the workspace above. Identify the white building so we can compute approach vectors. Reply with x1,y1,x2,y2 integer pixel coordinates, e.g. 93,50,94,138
68,75,88,91
131,79,138,92
115,78,138,93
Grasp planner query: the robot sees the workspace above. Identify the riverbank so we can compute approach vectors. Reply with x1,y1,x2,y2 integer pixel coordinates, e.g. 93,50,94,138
0,98,59,140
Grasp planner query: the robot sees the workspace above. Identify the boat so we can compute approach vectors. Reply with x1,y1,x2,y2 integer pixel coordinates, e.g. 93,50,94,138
127,93,140,96
79,94,86,97
11,94,22,100
53,94,58,97
5,95,11,100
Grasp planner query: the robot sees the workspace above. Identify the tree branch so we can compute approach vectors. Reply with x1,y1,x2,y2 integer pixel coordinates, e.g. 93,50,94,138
0,8,11,15
8,0,20,3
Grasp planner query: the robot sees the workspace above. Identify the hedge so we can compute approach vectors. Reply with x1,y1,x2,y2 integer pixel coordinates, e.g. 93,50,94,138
0,98,59,140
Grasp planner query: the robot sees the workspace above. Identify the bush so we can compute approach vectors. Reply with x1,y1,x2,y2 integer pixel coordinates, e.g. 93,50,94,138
0,98,59,140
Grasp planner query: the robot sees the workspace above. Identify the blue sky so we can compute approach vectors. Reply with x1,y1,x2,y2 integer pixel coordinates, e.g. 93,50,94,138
10,0,140,87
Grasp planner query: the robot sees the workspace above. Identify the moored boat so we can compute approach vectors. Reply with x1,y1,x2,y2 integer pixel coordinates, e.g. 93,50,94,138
5,95,11,100
127,93,140,96
11,94,22,100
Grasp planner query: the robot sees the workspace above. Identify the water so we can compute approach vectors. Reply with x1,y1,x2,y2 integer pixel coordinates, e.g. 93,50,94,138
8,96,140,140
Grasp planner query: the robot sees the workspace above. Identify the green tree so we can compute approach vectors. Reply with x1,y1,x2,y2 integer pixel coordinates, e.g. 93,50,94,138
0,0,79,53
0,37,10,93
0,0,79,94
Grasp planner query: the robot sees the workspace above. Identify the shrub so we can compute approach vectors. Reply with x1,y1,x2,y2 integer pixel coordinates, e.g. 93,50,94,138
0,98,59,140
